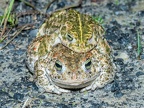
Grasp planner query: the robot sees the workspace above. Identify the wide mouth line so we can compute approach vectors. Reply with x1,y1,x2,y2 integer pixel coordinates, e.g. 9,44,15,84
51,75,97,89
51,75,97,85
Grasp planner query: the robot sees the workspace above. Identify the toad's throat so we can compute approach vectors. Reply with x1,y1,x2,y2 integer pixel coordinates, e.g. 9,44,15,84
50,75,97,89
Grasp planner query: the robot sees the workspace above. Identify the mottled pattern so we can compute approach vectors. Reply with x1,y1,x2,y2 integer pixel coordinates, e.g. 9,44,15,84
37,9,105,53
26,9,115,94
26,34,115,94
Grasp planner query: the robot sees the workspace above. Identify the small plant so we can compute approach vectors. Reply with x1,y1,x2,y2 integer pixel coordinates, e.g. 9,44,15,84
115,0,119,5
0,38,5,43
92,16,104,25
0,0,15,26
0,0,16,43
0,14,17,27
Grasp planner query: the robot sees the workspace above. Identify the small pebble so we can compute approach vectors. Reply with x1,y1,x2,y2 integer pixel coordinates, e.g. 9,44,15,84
111,82,120,92
127,45,132,50
13,93,24,100
117,52,129,61
38,95,46,99
14,49,26,55
114,91,123,98
29,29,38,37
136,71,144,77
57,2,65,8
140,55,144,60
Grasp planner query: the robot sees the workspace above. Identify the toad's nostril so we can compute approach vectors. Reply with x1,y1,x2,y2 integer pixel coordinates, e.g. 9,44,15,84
78,71,81,74
68,71,71,75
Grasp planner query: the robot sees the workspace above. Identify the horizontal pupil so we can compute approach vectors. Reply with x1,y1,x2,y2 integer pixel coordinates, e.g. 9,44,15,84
85,61,91,67
55,63,62,68
67,34,73,41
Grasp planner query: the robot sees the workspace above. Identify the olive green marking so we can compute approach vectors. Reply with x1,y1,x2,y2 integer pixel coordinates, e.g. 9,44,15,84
38,38,48,56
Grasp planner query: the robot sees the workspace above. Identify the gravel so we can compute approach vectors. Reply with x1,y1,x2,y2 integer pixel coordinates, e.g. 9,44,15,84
0,0,144,108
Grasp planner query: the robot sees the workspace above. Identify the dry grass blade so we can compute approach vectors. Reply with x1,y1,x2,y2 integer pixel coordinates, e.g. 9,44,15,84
45,0,57,13
0,28,12,43
20,0,38,11
22,97,32,108
56,0,82,11
0,25,28,50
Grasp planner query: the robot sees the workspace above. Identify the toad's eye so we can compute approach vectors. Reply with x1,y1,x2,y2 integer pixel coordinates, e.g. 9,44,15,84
85,59,92,70
55,60,62,72
67,34,73,41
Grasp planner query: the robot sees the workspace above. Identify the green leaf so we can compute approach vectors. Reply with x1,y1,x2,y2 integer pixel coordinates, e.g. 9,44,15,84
92,16,104,25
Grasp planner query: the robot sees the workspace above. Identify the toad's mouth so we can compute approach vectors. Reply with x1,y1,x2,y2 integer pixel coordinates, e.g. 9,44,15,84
51,75,97,89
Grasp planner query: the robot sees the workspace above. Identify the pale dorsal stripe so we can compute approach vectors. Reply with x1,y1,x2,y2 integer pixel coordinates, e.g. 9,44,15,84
77,11,83,43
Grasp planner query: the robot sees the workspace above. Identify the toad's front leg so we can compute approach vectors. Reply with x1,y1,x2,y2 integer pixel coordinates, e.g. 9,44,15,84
81,54,116,92
34,60,70,94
